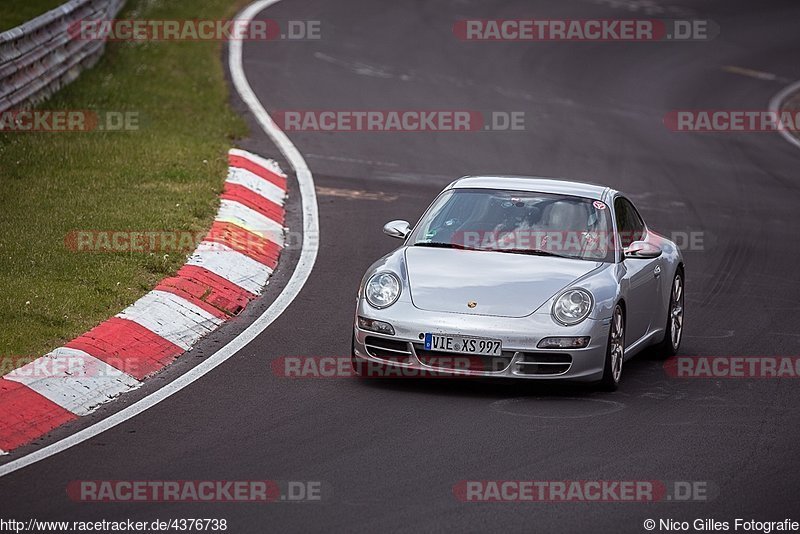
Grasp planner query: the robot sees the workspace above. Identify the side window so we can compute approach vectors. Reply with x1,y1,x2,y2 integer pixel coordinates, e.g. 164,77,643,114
628,202,646,243
614,197,645,248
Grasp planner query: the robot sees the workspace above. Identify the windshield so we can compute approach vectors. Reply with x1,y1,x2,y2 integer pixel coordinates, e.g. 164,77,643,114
408,188,614,262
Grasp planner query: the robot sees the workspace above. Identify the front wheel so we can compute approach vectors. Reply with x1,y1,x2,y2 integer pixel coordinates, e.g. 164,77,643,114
655,270,684,358
598,304,624,391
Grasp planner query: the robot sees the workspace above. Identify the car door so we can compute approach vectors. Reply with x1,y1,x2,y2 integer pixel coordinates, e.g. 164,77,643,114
614,196,660,347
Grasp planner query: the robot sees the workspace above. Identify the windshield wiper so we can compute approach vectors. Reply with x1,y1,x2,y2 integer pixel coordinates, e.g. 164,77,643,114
413,242,474,250
414,242,570,257
494,248,570,258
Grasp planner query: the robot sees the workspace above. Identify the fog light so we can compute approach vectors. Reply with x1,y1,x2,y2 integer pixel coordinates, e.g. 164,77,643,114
537,336,590,349
357,316,395,335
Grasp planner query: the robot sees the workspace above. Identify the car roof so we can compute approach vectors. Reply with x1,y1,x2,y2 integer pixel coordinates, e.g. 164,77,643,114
450,176,614,201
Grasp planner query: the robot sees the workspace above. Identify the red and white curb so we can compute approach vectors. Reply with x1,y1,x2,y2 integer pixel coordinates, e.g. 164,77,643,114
0,149,287,455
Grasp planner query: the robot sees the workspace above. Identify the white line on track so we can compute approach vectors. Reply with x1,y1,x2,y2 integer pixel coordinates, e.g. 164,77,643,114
0,0,318,478
768,79,800,150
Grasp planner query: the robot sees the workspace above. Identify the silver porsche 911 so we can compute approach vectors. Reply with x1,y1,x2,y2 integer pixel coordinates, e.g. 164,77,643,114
352,176,684,390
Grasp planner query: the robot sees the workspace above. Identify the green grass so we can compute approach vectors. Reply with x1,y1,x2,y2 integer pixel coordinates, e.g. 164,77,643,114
0,0,248,367
0,0,69,32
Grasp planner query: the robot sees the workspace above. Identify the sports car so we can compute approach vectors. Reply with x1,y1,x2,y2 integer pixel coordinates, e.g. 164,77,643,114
352,176,684,390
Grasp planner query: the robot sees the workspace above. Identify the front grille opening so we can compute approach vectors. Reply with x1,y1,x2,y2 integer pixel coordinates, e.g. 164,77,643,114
413,345,514,372
514,352,572,375
364,336,412,363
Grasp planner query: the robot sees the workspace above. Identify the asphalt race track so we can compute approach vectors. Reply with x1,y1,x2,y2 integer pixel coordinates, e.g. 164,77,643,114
3,0,800,532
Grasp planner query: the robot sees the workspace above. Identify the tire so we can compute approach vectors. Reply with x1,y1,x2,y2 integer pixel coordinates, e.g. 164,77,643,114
598,304,625,391
655,270,685,358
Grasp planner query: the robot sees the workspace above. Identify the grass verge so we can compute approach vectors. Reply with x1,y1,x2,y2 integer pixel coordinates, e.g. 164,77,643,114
0,0,248,368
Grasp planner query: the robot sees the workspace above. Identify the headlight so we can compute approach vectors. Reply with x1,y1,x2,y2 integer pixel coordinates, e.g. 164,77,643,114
552,288,593,326
365,272,401,309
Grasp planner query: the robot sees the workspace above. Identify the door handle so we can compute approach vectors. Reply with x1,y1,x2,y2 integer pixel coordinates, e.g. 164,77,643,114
653,265,661,278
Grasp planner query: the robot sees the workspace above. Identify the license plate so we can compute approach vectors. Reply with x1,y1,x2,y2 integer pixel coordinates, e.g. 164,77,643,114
424,333,502,356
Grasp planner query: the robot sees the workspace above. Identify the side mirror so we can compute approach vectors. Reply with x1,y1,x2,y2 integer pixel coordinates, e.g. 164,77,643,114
624,240,662,259
383,220,411,240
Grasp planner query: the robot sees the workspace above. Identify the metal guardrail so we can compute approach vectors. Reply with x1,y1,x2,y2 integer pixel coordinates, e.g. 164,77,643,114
0,0,126,113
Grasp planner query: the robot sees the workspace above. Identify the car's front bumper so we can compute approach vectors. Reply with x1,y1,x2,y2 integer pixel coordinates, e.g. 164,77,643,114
353,298,611,381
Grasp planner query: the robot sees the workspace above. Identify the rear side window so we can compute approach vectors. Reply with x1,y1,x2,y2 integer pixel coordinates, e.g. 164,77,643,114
614,197,645,248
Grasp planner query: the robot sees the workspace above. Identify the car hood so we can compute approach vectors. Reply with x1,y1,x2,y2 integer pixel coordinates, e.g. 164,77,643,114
404,247,602,318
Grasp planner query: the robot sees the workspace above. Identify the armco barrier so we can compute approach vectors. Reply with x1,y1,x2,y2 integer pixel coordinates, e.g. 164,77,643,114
0,0,125,113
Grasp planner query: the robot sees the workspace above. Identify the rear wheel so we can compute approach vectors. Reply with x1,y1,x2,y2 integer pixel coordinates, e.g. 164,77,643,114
656,270,684,358
598,304,624,391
